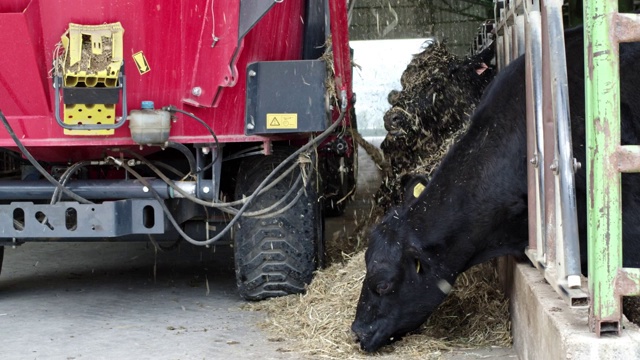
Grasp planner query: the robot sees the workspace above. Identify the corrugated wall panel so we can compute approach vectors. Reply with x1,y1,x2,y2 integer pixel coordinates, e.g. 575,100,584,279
349,0,492,56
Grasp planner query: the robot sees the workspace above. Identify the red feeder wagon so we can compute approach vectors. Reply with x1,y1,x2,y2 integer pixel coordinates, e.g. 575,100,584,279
0,0,356,300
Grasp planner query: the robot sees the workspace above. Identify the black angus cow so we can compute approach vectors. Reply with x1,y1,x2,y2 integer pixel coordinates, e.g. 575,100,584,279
351,27,640,352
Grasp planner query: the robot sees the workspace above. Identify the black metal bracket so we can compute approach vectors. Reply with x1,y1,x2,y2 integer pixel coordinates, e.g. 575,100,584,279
0,200,164,239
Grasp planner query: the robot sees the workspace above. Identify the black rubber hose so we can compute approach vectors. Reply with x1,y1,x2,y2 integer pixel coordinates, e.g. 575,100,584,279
163,106,220,173
166,141,197,175
120,97,348,246
0,110,92,204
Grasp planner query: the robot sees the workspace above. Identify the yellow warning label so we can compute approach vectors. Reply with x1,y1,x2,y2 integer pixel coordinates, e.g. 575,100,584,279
266,113,298,130
413,183,426,198
133,51,150,75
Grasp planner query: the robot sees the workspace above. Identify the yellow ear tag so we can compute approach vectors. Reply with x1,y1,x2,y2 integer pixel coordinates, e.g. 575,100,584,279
413,183,426,198
416,259,421,273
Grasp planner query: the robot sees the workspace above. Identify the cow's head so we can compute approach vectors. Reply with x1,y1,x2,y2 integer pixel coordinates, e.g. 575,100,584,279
350,212,457,352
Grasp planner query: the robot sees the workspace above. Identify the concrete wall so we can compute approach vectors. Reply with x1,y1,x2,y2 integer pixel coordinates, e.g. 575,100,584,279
350,38,427,135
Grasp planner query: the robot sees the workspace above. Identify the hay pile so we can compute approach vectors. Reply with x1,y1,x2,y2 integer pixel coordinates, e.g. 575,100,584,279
246,253,510,359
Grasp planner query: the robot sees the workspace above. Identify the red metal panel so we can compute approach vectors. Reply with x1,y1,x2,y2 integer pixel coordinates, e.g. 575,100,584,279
181,0,241,107
0,0,31,13
326,0,355,158
329,0,353,102
0,4,49,116
0,0,344,162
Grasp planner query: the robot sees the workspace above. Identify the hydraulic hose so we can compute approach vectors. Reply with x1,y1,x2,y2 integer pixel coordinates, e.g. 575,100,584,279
0,110,92,204
118,148,301,211
51,160,92,204
123,92,348,246
165,142,197,176
163,106,220,172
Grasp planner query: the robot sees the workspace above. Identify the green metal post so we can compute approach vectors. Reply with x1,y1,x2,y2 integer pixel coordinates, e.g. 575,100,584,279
584,0,623,334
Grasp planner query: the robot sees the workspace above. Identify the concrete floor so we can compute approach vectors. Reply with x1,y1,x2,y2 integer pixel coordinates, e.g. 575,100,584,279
1,241,301,360
0,145,517,360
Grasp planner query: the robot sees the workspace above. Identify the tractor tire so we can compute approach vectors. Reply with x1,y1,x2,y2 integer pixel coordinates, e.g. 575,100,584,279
234,148,324,301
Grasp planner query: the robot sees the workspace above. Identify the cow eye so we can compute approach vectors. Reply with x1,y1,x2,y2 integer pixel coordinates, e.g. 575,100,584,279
414,258,429,274
376,281,392,296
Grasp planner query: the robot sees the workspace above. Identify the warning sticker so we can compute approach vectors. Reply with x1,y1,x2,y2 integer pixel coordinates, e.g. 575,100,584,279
266,113,298,130
132,51,151,75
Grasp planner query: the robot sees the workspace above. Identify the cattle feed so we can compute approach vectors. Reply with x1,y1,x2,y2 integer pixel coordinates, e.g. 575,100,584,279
246,251,511,358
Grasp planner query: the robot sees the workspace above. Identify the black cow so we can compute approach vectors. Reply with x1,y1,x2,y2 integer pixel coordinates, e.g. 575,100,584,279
351,27,640,352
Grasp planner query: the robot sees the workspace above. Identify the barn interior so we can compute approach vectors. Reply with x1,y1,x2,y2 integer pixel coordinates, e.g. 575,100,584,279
252,1,640,359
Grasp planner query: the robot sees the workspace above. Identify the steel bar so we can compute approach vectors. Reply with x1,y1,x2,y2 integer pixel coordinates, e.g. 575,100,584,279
0,180,197,200
545,0,582,288
584,0,623,336
525,8,546,262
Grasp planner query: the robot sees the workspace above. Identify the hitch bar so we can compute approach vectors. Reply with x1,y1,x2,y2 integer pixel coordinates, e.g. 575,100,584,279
0,180,196,200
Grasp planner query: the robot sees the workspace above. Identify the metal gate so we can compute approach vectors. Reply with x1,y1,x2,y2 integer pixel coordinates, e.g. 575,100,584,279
495,0,640,336
584,0,640,336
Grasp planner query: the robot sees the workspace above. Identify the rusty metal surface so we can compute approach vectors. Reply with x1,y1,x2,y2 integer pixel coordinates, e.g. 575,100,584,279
615,267,640,297
615,12,640,43
614,145,640,173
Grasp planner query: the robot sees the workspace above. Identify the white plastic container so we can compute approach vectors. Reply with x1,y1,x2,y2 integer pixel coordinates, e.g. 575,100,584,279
128,101,171,146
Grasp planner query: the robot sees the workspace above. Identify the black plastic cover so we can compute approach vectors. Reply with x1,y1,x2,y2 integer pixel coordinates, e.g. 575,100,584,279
63,87,120,105
245,60,329,135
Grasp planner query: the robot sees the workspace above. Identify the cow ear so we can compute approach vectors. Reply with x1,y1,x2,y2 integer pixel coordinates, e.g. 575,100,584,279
476,40,495,64
406,252,431,276
473,42,495,75
475,62,489,75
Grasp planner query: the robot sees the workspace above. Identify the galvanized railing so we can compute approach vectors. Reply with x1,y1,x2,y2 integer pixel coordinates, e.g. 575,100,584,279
494,0,588,308
495,0,640,336
584,0,640,335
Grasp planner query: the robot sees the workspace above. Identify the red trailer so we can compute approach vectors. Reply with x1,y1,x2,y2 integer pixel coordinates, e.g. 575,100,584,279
0,0,356,300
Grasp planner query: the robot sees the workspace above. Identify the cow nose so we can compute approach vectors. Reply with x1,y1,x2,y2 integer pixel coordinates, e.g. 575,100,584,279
351,329,361,343
350,321,367,344
351,328,372,351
